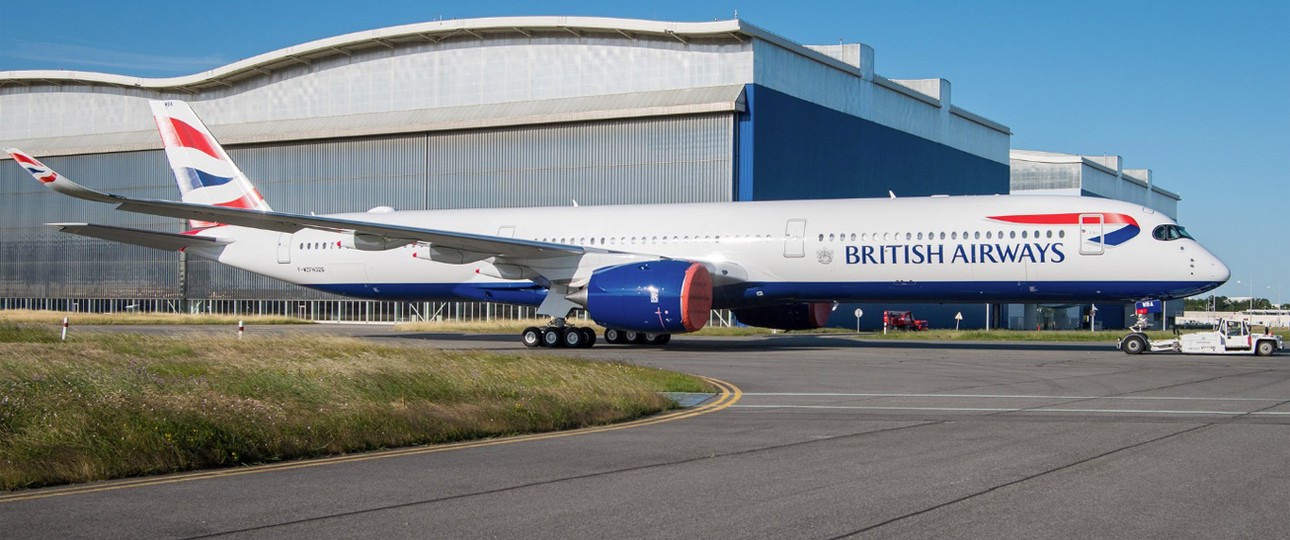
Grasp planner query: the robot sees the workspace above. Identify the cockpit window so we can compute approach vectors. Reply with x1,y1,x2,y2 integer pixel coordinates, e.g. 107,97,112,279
1152,224,1194,241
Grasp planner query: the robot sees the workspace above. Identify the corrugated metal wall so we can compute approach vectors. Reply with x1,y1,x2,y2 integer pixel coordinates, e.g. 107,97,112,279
426,114,733,208
2,113,734,301
0,151,182,298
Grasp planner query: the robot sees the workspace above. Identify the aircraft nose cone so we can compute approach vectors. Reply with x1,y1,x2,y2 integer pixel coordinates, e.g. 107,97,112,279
1211,254,1231,284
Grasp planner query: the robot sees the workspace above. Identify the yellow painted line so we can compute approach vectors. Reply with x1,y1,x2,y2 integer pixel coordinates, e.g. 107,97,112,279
0,376,741,504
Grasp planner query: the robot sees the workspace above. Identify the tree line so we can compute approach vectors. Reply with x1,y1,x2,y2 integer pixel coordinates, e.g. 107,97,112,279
1184,296,1289,311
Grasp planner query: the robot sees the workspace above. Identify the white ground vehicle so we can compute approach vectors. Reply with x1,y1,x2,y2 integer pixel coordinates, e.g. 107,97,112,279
1119,317,1283,356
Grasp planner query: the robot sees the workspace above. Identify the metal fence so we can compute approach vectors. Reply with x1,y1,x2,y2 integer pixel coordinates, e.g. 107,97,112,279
0,297,736,327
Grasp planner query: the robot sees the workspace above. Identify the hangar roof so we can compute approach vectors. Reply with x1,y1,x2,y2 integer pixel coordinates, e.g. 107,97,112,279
0,17,822,93
1010,149,1181,201
6,85,747,156
0,16,1009,163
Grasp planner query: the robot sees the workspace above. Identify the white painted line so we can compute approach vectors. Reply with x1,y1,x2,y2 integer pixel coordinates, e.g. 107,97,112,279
731,404,1290,416
740,393,1288,402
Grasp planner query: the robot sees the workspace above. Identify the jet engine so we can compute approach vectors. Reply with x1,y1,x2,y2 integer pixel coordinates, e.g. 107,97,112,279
576,260,712,333
732,302,834,330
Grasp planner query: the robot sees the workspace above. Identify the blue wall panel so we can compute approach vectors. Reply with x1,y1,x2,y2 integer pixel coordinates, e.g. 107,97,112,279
741,85,1008,201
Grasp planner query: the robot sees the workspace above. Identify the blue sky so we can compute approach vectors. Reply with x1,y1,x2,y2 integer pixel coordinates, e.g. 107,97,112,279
3,1,1287,304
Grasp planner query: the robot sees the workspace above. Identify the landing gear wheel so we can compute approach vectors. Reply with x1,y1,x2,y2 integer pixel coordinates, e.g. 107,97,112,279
561,327,591,348
1121,335,1146,355
578,328,597,348
1256,340,1276,357
642,333,670,346
604,328,624,344
521,327,542,348
542,327,564,348
625,331,643,344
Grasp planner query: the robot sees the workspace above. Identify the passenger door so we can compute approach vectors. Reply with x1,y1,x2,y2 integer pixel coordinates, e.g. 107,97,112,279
1079,214,1104,255
277,233,292,264
784,219,806,258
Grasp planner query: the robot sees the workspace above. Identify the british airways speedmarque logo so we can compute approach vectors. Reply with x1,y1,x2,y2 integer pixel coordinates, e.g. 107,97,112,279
988,213,1140,246
11,152,58,184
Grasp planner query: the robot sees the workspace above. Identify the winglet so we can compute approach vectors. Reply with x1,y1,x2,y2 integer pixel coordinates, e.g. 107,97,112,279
4,148,116,203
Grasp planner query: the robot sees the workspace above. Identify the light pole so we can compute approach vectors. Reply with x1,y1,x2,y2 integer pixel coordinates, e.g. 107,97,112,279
1237,280,1253,311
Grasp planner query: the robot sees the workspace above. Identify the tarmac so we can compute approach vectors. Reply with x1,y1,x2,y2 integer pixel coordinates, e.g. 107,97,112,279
3,328,1287,539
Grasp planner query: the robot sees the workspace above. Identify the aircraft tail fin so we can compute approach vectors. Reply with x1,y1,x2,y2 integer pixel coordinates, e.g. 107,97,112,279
149,100,271,228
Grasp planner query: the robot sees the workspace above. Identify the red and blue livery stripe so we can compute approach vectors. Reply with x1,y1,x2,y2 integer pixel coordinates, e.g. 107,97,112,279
176,167,235,190
11,153,59,184
162,118,222,160
988,212,1140,246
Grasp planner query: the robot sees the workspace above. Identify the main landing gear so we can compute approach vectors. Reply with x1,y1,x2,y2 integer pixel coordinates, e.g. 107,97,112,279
520,321,671,348
521,324,596,349
603,328,671,346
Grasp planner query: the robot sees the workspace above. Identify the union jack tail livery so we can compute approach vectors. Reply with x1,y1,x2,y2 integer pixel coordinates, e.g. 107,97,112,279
150,100,271,228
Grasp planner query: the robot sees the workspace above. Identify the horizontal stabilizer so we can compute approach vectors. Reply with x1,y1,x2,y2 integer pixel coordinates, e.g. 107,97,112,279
48,223,231,252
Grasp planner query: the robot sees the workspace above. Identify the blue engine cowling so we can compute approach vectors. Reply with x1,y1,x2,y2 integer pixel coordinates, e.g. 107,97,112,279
585,260,712,333
732,302,834,330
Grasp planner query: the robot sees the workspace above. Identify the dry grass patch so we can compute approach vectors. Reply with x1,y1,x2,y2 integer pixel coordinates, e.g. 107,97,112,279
0,322,711,490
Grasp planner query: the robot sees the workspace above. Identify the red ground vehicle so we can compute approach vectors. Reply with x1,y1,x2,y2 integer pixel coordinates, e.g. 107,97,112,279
883,311,929,331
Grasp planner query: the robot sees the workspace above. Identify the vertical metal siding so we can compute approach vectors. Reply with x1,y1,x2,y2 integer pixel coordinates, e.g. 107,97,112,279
426,114,733,209
0,151,182,298
3,113,732,301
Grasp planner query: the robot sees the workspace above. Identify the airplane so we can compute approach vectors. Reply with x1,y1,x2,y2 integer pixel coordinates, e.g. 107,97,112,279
4,100,1230,347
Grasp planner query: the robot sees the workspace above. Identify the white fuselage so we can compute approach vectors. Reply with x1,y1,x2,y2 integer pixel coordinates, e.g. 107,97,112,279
188,195,1229,307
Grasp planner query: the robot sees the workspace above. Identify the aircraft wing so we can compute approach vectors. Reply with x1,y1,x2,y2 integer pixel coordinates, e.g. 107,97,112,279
49,223,233,252
6,148,585,261
111,197,587,259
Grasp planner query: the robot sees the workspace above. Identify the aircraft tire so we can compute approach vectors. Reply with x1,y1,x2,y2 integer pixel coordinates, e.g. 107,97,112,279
642,333,669,346
521,327,542,348
625,331,643,344
561,327,585,348
1121,335,1146,355
542,327,564,348
604,328,623,344
578,328,597,348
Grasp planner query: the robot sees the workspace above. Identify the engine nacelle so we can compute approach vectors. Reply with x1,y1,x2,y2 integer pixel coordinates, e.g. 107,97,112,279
582,260,712,333
732,302,834,330
339,232,412,251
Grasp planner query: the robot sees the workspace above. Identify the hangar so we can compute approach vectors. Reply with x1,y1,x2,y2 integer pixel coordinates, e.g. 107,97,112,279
3,17,1185,330
0,16,1012,321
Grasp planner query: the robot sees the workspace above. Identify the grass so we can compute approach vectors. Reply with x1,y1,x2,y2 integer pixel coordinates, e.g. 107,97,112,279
0,321,713,491
0,309,310,326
